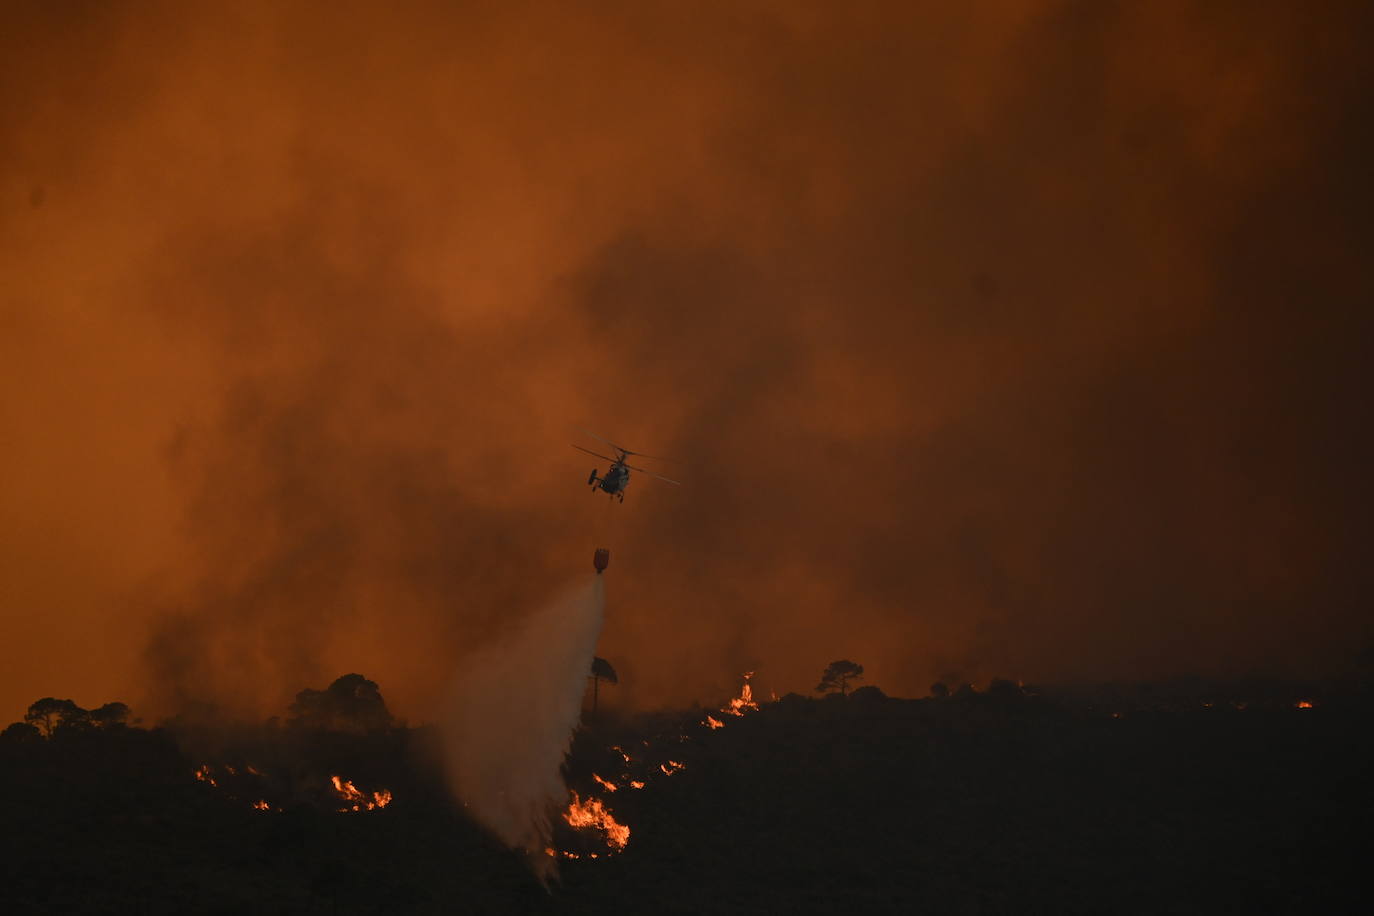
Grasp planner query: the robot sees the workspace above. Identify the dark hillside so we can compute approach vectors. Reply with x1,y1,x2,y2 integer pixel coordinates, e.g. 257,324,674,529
2,688,1366,914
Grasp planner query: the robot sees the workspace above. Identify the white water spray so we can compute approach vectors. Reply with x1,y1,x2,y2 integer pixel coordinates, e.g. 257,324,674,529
441,575,605,880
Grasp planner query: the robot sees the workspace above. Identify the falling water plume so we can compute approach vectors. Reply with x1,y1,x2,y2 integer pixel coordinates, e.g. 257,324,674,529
441,575,605,882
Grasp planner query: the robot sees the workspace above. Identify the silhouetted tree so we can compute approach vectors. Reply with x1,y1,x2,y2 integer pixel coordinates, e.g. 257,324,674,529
816,660,864,697
24,698,88,737
90,701,131,728
589,657,618,714
290,674,392,732
0,721,42,743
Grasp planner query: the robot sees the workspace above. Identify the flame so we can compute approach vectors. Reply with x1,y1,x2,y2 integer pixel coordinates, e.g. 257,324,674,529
563,792,630,851
592,773,618,793
329,775,393,812
1295,700,1314,709
629,780,645,789
611,745,632,764
659,760,685,776
704,715,723,729
194,765,217,787
722,672,760,717
252,800,274,811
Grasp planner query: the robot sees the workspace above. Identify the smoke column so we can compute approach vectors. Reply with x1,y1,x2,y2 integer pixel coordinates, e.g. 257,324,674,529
441,575,606,880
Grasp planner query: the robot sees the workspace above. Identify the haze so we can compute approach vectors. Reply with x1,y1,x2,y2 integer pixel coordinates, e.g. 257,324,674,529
2,1,1370,723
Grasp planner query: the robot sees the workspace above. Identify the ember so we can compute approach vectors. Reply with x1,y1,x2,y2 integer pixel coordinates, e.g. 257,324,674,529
544,847,583,860
704,716,723,729
659,760,685,776
1295,700,1315,709
592,773,618,793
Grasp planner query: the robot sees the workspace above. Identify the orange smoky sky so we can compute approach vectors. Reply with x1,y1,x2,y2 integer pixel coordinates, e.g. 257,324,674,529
2,1,1371,723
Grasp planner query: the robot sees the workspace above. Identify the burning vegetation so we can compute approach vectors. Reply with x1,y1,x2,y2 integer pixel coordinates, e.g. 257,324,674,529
722,672,760,717
191,762,393,815
330,776,393,812
562,791,630,852
162,675,405,818
548,672,772,860
699,672,762,729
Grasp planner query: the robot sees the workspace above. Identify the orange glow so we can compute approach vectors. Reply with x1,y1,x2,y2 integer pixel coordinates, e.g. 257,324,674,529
330,775,393,812
252,800,273,811
629,780,645,789
659,760,685,776
0,1,1368,749
193,764,217,787
1295,700,1314,709
704,715,723,729
563,791,630,851
592,773,618,793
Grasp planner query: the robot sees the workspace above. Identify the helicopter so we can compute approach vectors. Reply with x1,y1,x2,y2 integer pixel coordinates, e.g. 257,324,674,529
574,430,680,502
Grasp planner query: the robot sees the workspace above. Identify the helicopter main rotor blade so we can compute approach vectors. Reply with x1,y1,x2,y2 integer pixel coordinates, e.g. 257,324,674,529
624,462,681,485
579,428,629,454
579,427,675,461
572,445,618,463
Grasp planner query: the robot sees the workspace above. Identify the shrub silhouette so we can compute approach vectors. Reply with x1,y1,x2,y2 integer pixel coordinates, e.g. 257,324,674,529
90,702,131,728
290,674,393,733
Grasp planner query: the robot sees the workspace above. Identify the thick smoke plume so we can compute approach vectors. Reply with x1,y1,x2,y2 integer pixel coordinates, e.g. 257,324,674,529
3,2,1373,724
441,576,606,880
